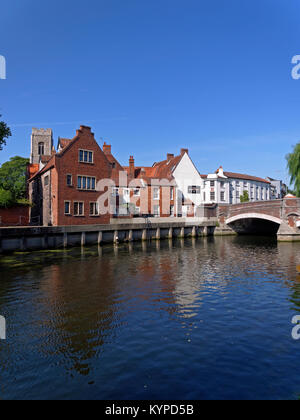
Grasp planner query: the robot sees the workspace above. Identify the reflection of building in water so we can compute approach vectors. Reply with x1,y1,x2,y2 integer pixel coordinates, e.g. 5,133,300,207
38,255,119,377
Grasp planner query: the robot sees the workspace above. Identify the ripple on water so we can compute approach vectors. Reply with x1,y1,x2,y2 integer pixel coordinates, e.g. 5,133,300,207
0,236,300,399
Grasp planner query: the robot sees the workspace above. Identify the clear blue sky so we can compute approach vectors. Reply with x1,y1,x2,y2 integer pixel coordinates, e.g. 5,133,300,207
1,0,300,184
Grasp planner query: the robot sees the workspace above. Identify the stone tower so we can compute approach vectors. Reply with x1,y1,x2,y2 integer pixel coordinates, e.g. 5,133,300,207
30,128,53,164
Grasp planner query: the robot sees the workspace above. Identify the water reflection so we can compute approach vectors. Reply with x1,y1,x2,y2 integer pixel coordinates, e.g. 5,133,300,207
1,237,300,399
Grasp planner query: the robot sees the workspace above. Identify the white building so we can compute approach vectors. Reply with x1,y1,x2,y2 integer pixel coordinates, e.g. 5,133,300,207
202,167,271,205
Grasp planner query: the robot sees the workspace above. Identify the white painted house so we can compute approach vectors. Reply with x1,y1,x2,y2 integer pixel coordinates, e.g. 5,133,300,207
171,151,204,216
202,167,271,205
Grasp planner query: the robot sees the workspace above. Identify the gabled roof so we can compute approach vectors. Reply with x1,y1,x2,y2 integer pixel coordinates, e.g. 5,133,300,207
58,138,72,151
29,155,56,181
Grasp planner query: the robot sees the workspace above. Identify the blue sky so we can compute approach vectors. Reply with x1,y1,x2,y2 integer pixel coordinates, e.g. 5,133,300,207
1,0,300,184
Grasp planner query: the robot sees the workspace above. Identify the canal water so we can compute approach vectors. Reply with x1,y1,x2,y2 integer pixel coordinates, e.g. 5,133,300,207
1,236,300,400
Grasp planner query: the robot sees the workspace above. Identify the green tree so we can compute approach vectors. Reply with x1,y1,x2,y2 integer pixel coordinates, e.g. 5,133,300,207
286,144,300,197
240,190,250,203
0,189,14,208
0,156,29,202
0,115,11,151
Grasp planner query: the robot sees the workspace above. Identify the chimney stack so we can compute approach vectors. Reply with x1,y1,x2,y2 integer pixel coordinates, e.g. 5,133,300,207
129,156,135,177
167,153,174,161
103,142,112,155
218,166,224,177
180,148,189,156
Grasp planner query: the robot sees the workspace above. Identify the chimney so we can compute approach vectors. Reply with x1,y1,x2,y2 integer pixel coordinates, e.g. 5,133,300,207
167,153,174,161
181,148,189,156
103,142,112,155
129,156,135,177
218,166,224,177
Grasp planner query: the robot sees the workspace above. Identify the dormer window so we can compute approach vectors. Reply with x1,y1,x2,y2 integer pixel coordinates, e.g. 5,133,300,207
38,142,45,156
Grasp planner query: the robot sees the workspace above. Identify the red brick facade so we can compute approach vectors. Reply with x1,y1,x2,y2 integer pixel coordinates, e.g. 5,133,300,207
28,125,193,226
0,206,29,226
29,126,112,226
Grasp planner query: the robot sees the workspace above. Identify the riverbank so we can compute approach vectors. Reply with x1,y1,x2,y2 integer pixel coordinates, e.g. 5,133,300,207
0,219,217,253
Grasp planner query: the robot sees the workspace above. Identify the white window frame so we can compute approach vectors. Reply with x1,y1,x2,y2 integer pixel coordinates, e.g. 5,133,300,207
89,202,99,216
64,201,71,215
74,201,84,217
67,174,73,187
77,175,96,191
153,187,160,201
79,149,94,164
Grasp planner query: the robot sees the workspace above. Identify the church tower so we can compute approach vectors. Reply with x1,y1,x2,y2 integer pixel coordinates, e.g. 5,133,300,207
30,128,53,164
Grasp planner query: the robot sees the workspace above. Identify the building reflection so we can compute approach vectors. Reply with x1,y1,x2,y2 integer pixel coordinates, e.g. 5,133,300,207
3,236,300,381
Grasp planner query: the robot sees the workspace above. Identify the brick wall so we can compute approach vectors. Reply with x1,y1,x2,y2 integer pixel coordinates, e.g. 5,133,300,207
0,206,29,226
54,126,111,226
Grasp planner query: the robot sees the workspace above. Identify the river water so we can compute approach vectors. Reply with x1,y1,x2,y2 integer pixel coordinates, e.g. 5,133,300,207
1,236,300,400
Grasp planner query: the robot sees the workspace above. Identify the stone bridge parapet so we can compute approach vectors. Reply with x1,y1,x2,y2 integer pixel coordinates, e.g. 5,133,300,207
217,197,300,241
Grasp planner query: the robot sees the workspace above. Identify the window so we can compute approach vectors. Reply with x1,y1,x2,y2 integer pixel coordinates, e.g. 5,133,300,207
153,187,160,200
90,202,99,216
188,186,201,194
221,191,225,202
77,176,96,190
67,174,72,186
74,202,84,216
123,189,130,197
64,201,71,215
44,176,49,186
38,142,45,156
170,188,174,200
170,205,175,216
220,181,225,188
210,181,215,187
112,188,119,197
133,188,140,197
210,192,215,201
153,205,160,216
79,150,94,163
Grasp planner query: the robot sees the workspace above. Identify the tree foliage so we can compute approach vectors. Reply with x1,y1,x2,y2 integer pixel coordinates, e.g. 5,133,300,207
0,156,29,205
0,189,14,208
0,115,11,151
240,190,250,203
286,144,300,197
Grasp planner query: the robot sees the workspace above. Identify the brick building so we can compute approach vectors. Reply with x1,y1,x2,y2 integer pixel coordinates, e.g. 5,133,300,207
28,126,122,226
31,124,278,226
28,124,209,226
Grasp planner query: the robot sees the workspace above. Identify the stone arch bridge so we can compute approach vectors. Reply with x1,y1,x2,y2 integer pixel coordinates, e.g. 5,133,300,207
217,197,300,241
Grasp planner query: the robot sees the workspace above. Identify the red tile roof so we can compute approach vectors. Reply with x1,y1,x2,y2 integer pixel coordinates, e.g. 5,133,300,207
58,138,72,150
223,171,270,184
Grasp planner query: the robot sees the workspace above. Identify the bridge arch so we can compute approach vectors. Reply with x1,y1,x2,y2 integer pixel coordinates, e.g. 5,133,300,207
226,213,282,226
225,212,282,235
